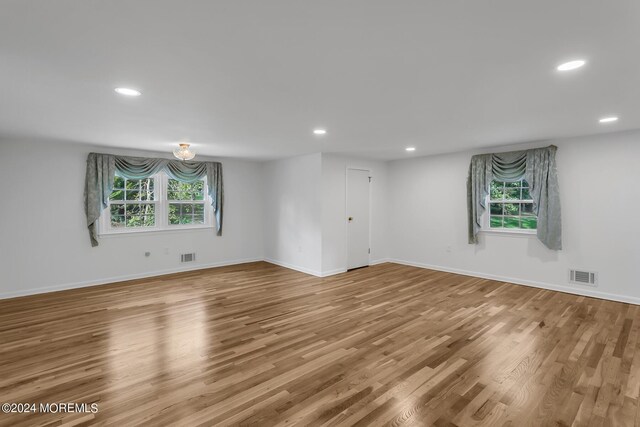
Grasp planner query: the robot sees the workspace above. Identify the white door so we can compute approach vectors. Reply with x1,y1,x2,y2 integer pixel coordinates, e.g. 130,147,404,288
347,168,370,270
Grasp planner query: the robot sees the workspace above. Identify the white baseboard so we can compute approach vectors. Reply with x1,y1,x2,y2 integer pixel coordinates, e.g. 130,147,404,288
320,268,348,277
389,258,640,306
262,260,350,278
263,258,390,278
0,257,263,300
1,256,370,300
7,255,637,307
263,258,324,277
317,258,391,277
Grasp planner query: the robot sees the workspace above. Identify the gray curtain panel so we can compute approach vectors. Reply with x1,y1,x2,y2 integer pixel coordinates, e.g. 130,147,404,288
466,154,492,244
525,146,561,250
467,145,561,250
84,153,224,247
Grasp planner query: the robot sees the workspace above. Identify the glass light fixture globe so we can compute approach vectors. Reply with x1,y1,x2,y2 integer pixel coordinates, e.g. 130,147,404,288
173,143,195,161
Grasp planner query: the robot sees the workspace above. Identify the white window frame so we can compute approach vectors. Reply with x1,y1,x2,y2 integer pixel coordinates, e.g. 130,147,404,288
481,179,536,235
98,172,213,236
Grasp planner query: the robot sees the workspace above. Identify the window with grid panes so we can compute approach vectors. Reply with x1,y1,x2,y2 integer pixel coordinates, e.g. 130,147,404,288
99,172,211,234
108,175,157,229
167,179,206,225
488,179,537,230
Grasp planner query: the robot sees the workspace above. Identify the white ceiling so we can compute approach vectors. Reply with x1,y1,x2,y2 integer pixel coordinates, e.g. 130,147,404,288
1,0,639,160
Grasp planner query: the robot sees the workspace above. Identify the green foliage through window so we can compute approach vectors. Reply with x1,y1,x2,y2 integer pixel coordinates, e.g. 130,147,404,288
167,179,206,226
105,174,208,232
109,176,156,228
489,179,537,230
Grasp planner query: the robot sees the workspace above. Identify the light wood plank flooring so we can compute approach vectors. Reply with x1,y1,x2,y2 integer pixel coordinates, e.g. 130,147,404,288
1,262,639,426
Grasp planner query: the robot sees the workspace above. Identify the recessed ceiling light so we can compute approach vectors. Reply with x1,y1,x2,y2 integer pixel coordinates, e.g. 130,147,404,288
114,87,142,96
599,116,619,123
405,147,416,152
313,129,327,135
556,60,586,71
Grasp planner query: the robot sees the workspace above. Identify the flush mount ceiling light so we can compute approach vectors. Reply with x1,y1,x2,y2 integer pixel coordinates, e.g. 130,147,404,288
114,87,142,96
405,147,416,152
173,143,195,161
556,60,586,71
313,129,327,135
599,116,619,123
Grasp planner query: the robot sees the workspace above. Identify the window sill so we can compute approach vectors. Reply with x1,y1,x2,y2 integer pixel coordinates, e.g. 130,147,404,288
480,229,536,237
98,225,214,238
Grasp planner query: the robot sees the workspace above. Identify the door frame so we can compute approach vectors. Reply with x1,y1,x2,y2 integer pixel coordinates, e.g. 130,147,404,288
345,167,372,270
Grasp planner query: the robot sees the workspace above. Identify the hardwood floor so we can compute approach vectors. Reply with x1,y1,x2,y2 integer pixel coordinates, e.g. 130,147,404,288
0,262,639,426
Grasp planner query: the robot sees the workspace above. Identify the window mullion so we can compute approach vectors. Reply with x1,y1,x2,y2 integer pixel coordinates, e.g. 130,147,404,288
164,173,168,228
159,173,166,229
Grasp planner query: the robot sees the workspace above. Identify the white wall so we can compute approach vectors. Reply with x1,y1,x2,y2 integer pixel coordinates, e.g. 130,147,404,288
262,153,323,275
262,153,388,276
387,130,640,304
321,154,388,274
0,139,264,298
3,130,639,305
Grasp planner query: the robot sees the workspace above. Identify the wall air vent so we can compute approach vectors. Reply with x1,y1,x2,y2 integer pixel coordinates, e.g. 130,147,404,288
569,269,597,287
181,253,196,263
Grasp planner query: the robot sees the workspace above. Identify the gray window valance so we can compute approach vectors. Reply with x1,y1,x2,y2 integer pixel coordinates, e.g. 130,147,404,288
84,153,224,246
467,145,561,250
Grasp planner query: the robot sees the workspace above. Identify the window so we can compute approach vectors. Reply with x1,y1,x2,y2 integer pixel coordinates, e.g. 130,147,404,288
487,179,537,231
99,172,211,234
109,176,157,229
167,179,206,225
